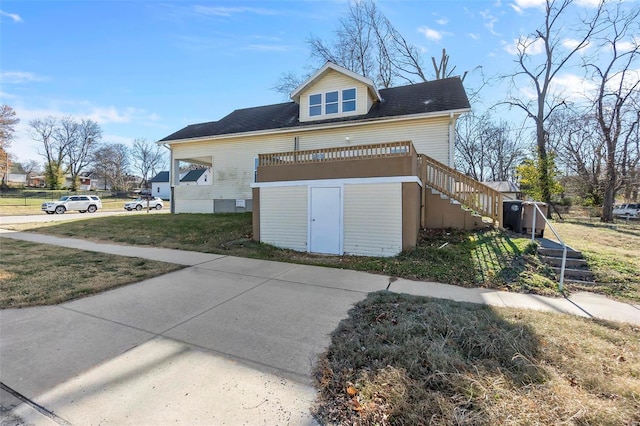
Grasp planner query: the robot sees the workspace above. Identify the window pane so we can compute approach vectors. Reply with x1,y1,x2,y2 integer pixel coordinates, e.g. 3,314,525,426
309,94,321,106
343,100,356,112
342,88,356,100
326,91,338,103
326,103,339,114
310,105,322,116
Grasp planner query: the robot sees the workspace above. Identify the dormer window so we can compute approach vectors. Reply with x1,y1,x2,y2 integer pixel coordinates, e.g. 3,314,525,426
308,88,357,118
309,94,322,116
342,88,356,112
325,91,339,114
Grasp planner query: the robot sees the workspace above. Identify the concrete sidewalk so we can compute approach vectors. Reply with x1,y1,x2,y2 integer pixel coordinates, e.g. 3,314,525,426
1,229,639,425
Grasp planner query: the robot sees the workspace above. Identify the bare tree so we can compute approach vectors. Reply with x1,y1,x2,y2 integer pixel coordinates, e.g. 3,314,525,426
274,0,466,96
19,159,42,183
92,143,130,192
586,4,640,221
505,0,604,213
130,138,167,188
0,105,19,185
54,117,101,191
456,112,524,182
29,116,101,190
29,117,65,189
548,109,604,205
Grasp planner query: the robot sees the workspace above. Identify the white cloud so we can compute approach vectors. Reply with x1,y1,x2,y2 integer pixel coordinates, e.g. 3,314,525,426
512,0,546,10
575,0,601,7
9,104,162,161
418,26,443,41
562,38,582,50
479,9,500,36
616,38,640,54
192,5,277,17
469,33,480,40
550,73,596,101
0,71,45,84
244,44,289,52
503,36,545,55
510,4,523,15
0,10,22,22
436,18,449,25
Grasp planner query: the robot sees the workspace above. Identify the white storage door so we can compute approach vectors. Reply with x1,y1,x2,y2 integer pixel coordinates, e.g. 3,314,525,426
309,187,342,254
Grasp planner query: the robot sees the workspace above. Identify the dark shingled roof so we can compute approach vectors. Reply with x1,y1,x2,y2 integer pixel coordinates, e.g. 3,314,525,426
150,171,169,183
160,77,470,142
180,169,207,182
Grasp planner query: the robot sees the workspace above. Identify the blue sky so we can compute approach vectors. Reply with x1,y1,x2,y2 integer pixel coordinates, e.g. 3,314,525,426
0,0,619,163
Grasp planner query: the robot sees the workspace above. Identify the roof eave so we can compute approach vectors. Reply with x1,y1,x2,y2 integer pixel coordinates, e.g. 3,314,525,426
290,62,380,103
160,107,470,146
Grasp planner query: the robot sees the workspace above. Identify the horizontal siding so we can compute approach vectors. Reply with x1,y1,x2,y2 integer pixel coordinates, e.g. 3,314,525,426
170,115,451,206
260,186,308,252
344,183,402,257
175,199,214,213
174,186,216,213
299,69,371,122
297,117,451,164
172,135,294,200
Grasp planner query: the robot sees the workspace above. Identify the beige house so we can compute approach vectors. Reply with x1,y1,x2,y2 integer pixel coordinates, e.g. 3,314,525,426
160,62,503,256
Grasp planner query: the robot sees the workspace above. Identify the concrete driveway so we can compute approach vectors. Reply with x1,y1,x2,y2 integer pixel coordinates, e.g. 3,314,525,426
1,254,390,425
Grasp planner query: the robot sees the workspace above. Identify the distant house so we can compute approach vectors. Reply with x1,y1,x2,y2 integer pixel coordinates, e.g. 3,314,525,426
180,168,210,186
28,175,47,188
7,173,27,186
482,181,521,200
150,171,170,200
64,173,93,191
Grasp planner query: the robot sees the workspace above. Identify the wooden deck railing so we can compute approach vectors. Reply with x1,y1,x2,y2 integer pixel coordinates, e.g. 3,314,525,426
258,141,414,165
418,154,503,227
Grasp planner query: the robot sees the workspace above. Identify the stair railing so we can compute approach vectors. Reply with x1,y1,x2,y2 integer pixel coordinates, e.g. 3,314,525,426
531,203,567,291
417,154,503,227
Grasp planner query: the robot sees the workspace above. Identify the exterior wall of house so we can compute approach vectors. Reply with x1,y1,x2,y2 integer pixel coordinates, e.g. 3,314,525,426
298,69,372,122
295,117,450,163
174,185,216,213
152,182,171,200
343,183,402,257
259,186,308,252
253,176,421,257
170,116,451,210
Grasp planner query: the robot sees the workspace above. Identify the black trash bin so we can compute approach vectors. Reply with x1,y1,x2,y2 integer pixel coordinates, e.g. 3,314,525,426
503,200,523,232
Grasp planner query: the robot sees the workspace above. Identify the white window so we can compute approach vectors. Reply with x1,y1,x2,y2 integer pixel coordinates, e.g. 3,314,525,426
325,91,339,114
308,88,357,118
342,88,356,112
309,94,322,117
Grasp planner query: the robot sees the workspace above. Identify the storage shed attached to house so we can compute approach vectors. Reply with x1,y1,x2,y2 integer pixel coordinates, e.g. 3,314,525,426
252,141,422,257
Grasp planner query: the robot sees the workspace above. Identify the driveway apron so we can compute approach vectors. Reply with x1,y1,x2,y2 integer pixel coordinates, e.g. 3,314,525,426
1,254,389,424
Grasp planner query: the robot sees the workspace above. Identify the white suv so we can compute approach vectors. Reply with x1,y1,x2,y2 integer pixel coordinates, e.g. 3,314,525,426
613,203,639,220
42,195,102,214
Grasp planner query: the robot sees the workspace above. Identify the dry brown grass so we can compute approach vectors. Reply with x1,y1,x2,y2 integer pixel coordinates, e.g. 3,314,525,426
0,238,184,308
313,292,640,425
550,219,640,302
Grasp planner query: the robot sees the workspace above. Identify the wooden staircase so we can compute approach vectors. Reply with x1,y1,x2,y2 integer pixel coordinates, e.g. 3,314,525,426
417,154,503,229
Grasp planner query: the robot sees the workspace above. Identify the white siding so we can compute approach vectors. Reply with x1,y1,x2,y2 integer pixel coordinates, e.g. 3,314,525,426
299,69,371,122
172,135,294,200
260,186,308,252
174,186,216,213
152,182,171,200
343,183,402,257
297,117,450,164
170,115,451,205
